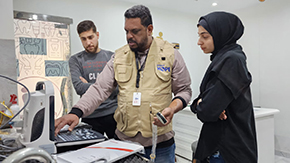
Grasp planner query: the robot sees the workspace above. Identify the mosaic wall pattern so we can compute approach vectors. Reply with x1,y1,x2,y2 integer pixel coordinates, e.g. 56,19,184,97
45,60,69,77
19,37,47,55
14,18,72,118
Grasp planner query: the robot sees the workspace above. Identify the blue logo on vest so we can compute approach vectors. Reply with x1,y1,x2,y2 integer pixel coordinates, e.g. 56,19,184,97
157,64,170,72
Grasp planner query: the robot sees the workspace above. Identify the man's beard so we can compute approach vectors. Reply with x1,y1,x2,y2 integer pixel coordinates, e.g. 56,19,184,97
128,37,148,52
86,45,98,53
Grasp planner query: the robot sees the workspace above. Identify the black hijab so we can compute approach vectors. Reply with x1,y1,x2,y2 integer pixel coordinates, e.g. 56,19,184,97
198,11,251,99
198,11,244,59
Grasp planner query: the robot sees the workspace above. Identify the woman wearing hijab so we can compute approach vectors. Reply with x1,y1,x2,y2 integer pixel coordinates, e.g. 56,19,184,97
190,12,257,163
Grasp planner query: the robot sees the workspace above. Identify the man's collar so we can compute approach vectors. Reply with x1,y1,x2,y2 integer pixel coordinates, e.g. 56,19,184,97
136,49,149,56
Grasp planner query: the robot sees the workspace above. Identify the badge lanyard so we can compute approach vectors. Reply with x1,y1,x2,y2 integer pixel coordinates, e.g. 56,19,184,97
135,54,147,89
132,53,147,106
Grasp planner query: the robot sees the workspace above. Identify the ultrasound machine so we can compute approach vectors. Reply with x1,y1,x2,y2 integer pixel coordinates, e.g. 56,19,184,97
0,80,150,163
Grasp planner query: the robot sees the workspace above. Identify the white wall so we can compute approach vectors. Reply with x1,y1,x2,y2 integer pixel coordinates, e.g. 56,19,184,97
0,0,17,105
13,0,290,155
236,0,290,154
0,0,14,40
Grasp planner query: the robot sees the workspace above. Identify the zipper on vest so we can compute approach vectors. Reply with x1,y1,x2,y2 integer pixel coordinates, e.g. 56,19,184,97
149,103,153,122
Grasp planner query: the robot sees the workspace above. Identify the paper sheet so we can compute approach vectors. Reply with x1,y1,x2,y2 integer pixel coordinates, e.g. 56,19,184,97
57,139,144,163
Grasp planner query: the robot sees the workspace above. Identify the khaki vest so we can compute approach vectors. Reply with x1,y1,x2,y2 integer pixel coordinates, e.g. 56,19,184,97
113,38,175,137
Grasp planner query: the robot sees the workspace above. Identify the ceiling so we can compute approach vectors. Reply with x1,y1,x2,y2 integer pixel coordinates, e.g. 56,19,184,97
117,0,263,15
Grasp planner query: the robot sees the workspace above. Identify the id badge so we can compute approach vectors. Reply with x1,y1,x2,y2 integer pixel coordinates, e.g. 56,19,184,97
132,92,141,106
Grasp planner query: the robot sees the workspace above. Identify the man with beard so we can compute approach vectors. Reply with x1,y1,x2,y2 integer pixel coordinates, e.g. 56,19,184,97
55,5,191,163
68,20,118,139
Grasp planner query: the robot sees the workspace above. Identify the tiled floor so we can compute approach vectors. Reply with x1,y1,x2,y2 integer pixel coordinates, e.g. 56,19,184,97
275,155,290,163
175,155,290,163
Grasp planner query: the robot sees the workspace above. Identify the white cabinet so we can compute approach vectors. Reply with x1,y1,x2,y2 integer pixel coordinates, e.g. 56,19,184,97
254,108,279,163
173,107,201,161
173,107,279,163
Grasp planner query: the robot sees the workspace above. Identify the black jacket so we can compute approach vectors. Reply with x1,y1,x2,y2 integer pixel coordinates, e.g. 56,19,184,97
191,12,257,163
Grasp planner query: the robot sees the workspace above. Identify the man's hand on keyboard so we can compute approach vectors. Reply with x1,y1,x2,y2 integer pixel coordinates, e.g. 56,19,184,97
55,114,79,136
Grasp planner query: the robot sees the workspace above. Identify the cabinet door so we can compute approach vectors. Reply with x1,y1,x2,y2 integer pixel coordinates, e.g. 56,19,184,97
173,107,202,160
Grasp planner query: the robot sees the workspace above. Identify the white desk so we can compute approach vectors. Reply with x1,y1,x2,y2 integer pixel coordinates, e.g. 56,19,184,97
172,107,279,163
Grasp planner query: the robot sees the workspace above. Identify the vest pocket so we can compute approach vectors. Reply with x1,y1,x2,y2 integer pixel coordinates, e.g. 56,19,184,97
151,93,172,135
114,102,128,132
155,63,171,82
115,64,132,82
